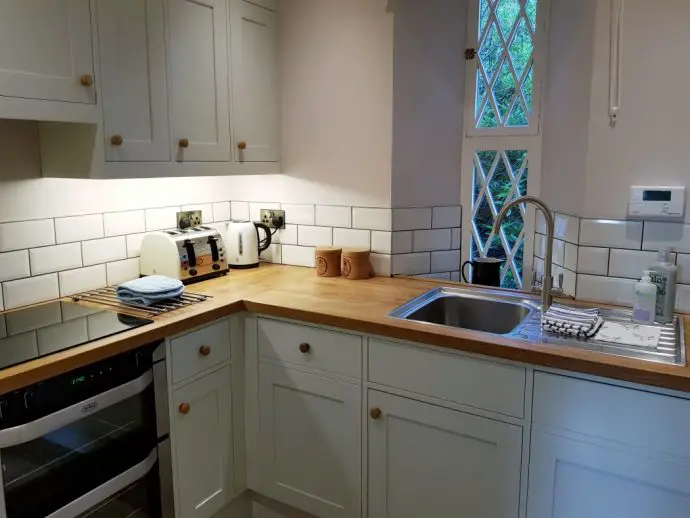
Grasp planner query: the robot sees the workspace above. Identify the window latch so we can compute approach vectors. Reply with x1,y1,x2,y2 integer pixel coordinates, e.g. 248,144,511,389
465,48,477,60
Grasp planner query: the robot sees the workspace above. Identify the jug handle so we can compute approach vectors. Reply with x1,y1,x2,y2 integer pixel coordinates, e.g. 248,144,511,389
461,261,472,283
254,223,273,253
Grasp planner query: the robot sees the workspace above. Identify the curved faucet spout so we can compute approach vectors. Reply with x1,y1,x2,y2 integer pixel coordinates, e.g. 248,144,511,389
493,196,555,310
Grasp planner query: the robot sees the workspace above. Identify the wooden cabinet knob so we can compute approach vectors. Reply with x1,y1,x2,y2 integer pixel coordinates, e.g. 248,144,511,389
299,343,311,354
179,402,191,415
80,74,94,87
199,345,211,356
237,141,247,150
370,407,382,420
179,138,190,148
110,135,123,146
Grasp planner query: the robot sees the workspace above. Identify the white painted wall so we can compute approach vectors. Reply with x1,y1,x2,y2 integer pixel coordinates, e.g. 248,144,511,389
582,0,690,221
540,0,595,216
0,0,395,222
391,0,467,208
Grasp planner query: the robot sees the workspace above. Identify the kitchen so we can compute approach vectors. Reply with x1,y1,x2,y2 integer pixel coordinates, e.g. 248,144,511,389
0,0,689,517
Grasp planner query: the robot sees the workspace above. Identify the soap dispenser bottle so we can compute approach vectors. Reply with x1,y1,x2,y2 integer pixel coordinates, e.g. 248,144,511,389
632,270,657,325
649,247,678,324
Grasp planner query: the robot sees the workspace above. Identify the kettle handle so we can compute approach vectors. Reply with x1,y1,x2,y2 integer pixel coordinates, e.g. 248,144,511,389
461,261,473,284
254,223,272,253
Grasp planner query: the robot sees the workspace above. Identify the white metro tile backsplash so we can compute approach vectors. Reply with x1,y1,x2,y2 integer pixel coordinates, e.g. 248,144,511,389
59,265,107,297
0,250,31,282
0,219,55,252
577,247,609,276
608,249,675,280
103,211,146,237
30,243,82,275
55,214,104,243
579,219,643,249
0,200,457,310
642,222,690,253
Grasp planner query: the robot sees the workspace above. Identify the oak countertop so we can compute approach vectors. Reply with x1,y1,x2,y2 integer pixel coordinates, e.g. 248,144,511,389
2,264,690,395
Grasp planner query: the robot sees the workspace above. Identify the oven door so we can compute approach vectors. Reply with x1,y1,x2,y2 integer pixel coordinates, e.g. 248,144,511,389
0,371,161,518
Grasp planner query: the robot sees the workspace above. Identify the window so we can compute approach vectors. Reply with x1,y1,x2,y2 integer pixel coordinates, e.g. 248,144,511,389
461,0,547,289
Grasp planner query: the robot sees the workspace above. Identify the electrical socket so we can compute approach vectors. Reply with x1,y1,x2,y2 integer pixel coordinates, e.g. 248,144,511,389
260,209,286,229
177,210,202,229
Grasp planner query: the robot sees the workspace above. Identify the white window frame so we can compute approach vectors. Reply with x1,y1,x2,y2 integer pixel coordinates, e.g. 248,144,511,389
460,0,550,288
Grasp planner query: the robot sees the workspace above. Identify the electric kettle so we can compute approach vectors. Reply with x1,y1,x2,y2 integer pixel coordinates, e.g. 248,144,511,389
226,221,272,268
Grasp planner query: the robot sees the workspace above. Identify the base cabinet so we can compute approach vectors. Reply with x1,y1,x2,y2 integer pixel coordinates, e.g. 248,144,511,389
256,362,361,518
172,365,233,518
368,390,522,518
527,430,690,518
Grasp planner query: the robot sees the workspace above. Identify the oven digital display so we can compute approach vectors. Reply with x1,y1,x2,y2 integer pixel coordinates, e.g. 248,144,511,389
71,375,87,386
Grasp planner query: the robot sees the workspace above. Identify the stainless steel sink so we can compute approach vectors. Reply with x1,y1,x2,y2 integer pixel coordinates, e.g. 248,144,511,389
389,286,686,366
389,287,539,335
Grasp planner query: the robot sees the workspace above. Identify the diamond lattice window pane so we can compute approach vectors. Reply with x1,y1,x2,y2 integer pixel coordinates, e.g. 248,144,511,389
474,0,537,129
479,23,503,82
496,0,521,39
471,149,529,288
493,60,516,123
509,17,532,80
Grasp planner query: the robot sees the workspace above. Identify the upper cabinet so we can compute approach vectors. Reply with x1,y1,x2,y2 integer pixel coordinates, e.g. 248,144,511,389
97,0,170,162
0,0,94,104
167,0,231,162
230,0,280,162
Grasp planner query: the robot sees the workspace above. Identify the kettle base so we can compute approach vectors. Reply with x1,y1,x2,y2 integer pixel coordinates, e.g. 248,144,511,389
229,262,260,269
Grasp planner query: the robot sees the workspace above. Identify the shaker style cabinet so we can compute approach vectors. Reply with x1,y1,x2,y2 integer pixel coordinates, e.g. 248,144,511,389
167,0,231,162
368,390,523,518
171,364,234,518
230,0,280,162
96,0,170,162
256,362,361,518
528,372,690,518
0,0,95,104
527,430,690,518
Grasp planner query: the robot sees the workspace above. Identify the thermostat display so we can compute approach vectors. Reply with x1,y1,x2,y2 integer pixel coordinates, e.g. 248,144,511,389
628,186,685,220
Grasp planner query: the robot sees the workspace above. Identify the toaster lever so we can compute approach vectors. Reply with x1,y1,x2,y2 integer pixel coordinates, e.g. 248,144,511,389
208,236,220,262
183,240,197,267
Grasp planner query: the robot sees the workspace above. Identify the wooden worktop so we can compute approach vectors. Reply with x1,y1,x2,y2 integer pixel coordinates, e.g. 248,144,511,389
2,264,690,395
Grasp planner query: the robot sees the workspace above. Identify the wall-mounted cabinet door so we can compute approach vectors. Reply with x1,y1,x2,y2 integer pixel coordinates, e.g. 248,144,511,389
97,0,170,162
167,0,231,162
528,430,690,518
172,365,233,518
257,362,361,518
368,390,522,518
230,0,280,162
0,0,95,103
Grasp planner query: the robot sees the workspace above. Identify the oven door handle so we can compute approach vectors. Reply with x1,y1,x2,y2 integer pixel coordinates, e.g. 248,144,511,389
0,369,153,448
45,447,158,518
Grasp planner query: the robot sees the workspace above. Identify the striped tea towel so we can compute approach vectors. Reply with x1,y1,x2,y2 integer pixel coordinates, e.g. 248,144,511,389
117,275,185,306
541,303,603,338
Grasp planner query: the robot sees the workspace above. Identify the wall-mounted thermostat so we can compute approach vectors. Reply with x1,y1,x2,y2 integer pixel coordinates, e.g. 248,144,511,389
628,186,685,220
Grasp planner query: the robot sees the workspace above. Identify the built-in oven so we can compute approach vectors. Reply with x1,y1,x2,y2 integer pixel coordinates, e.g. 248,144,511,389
0,342,173,518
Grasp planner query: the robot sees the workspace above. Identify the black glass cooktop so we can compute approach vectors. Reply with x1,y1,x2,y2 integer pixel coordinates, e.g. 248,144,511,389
0,301,153,369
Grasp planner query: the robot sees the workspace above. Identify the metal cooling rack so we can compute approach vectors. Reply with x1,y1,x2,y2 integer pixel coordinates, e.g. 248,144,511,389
70,286,211,317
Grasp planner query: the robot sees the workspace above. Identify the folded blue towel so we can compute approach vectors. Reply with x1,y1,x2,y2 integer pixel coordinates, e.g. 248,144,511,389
116,276,185,306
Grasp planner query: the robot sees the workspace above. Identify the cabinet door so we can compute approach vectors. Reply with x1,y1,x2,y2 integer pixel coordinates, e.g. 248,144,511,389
172,365,233,518
258,363,361,518
230,0,280,162
527,430,690,518
167,0,231,162
97,0,170,162
0,0,94,103
368,390,522,518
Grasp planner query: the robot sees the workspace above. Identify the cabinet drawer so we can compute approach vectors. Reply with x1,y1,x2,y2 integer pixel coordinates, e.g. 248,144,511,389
534,372,690,459
368,338,526,418
257,318,362,378
171,319,231,384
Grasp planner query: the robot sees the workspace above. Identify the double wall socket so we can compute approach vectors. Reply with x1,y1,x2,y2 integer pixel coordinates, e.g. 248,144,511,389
260,209,286,229
177,210,202,229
